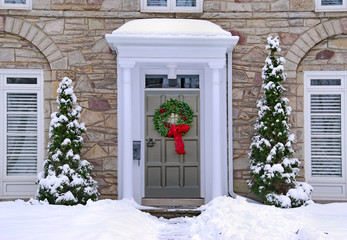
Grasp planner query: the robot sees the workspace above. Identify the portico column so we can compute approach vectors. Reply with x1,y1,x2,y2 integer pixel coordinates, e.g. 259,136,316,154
120,61,135,199
209,62,225,198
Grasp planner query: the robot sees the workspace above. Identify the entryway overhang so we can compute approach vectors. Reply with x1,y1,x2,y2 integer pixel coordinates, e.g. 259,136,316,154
106,19,239,204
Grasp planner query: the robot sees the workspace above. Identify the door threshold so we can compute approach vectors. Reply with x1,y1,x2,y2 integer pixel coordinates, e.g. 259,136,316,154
141,198,205,207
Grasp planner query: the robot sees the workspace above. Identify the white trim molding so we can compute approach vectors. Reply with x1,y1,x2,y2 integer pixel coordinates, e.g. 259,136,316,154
315,0,347,12
0,0,32,10
305,71,347,200
0,69,44,199
106,19,239,204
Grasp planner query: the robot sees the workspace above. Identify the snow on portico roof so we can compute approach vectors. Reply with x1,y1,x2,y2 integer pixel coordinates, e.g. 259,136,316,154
110,19,232,39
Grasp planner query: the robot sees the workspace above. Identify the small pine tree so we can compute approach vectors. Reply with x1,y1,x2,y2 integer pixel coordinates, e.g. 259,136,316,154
248,36,312,208
36,77,98,205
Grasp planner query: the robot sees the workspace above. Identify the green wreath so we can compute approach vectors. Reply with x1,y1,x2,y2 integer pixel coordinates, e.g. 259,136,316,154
153,99,194,137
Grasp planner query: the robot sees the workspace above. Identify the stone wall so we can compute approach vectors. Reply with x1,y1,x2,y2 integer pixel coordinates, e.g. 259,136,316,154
0,0,346,199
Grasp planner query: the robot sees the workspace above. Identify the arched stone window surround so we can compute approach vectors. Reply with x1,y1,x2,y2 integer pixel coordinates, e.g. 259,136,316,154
3,17,67,70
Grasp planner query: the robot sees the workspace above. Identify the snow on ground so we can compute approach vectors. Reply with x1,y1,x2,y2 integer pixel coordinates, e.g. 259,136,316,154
1,196,347,240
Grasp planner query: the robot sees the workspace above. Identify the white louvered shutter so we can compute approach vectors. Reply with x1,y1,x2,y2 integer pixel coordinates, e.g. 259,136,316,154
310,94,342,177
6,92,38,176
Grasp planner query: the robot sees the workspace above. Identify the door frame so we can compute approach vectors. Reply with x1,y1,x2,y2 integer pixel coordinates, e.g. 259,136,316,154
133,68,206,202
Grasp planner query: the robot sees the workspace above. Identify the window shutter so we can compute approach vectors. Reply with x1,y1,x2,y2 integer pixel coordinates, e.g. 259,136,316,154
147,0,167,6
321,0,343,5
6,93,38,175
310,94,342,177
176,0,196,7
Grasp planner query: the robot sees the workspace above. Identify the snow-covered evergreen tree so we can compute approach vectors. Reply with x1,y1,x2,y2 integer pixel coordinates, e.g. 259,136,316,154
36,77,98,205
248,36,312,208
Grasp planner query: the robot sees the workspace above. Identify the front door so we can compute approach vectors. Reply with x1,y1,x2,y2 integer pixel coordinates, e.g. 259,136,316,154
145,75,200,198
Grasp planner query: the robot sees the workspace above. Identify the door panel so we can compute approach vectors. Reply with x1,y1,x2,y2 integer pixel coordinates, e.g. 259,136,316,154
145,91,200,198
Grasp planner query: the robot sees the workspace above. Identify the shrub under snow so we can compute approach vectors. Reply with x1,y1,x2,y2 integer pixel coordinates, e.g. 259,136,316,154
36,77,99,205
248,36,312,208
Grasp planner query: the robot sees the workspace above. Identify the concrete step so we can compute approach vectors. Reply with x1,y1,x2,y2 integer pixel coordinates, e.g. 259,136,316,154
141,208,201,219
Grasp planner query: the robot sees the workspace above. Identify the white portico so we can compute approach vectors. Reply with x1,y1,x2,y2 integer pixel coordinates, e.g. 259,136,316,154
106,19,239,205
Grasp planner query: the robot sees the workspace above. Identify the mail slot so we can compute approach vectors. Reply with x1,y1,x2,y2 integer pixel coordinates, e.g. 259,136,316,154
133,141,141,160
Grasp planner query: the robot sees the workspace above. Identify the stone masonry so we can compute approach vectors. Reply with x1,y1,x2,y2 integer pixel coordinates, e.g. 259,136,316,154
0,0,346,199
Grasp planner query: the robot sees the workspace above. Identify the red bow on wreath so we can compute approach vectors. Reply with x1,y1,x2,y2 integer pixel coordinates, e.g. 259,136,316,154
168,124,190,154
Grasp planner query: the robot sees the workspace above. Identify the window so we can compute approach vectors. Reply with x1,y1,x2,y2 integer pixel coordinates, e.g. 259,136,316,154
141,0,202,12
145,75,199,88
0,0,31,10
315,0,347,11
305,71,347,200
0,69,43,198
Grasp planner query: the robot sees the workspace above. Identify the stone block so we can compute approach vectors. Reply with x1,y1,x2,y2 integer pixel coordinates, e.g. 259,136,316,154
12,18,23,35
246,20,266,28
123,0,139,11
271,0,289,11
32,31,46,46
247,35,262,44
0,49,14,61
332,19,342,35
19,21,31,38
75,75,93,92
294,38,310,53
266,19,289,27
301,33,315,48
47,50,63,63
341,18,347,34
316,50,334,60
15,49,37,58
225,2,252,11
289,19,304,27
89,98,111,111
5,17,14,33
323,21,335,37
44,19,64,35
92,39,111,53
89,19,103,30
234,180,250,193
253,3,270,11
26,26,39,42
50,57,68,70
86,131,104,142
103,157,117,170
68,50,86,66
204,1,220,11
290,0,314,11
88,0,103,4
279,33,299,45
81,109,104,125
38,38,53,52
105,114,117,128
32,0,50,9
315,24,328,40
0,16,5,31
84,144,108,160
51,81,60,99
307,28,321,44
290,45,305,59
101,0,123,11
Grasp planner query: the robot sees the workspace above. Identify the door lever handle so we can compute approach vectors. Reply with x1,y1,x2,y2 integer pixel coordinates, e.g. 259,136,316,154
146,138,156,147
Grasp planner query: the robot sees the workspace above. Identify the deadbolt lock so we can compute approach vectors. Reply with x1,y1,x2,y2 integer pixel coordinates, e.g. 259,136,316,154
146,138,156,147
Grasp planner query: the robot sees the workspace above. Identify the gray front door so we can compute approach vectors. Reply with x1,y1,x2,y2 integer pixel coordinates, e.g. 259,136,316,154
145,90,200,198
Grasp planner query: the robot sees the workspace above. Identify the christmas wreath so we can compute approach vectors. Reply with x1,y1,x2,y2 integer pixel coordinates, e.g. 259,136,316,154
153,99,194,154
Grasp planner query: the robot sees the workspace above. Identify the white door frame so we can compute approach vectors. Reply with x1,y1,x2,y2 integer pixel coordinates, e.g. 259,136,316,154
105,19,239,204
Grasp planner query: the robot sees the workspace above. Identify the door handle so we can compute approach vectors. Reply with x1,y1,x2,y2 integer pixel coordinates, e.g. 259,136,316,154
146,138,156,147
